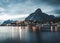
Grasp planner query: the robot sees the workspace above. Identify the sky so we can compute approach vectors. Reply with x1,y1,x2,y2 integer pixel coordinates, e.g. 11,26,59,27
0,0,60,20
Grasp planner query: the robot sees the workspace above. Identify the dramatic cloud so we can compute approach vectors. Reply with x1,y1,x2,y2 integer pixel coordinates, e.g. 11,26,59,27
0,0,60,20
32,0,60,6
54,9,60,14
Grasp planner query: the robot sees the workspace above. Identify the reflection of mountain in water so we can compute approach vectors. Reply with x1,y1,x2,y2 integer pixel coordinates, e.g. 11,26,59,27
25,8,55,22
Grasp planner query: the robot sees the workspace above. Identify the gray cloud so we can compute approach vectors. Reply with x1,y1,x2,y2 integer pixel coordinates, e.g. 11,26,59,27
0,0,60,17
54,9,60,14
31,0,60,6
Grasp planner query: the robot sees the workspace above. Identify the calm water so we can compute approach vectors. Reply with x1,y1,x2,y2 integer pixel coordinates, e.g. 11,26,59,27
0,26,60,43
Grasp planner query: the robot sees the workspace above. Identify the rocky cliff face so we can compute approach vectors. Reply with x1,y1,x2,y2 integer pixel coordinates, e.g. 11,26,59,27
25,8,55,22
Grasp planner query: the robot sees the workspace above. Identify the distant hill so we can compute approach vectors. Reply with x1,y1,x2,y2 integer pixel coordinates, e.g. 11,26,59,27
0,20,4,25
1,17,25,25
1,20,14,25
25,8,55,23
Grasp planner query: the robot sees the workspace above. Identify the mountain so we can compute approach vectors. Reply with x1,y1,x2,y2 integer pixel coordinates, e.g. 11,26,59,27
1,20,14,25
1,17,25,25
25,8,55,22
53,16,60,22
0,20,4,25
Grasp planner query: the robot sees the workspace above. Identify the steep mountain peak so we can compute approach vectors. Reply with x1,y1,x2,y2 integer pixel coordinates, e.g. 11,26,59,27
35,8,42,13
25,8,55,22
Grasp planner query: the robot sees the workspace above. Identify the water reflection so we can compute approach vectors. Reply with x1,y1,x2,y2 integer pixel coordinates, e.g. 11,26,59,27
0,26,60,43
